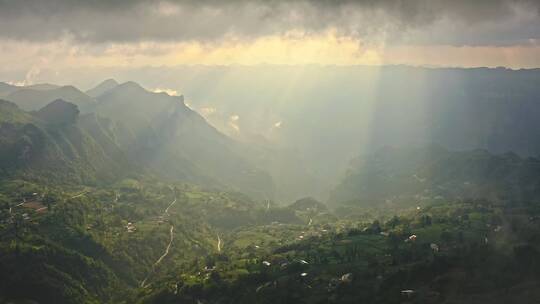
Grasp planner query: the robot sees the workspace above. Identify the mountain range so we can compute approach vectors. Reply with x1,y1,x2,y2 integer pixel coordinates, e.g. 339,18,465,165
3,66,540,204
0,80,274,199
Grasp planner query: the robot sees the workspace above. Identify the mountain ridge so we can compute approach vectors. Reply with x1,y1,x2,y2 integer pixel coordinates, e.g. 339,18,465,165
86,78,119,97
0,81,275,199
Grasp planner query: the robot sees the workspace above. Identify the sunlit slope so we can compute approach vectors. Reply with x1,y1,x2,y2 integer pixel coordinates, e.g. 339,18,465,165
94,82,275,200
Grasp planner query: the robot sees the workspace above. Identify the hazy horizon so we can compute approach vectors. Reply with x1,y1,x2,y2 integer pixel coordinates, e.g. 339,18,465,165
1,0,540,89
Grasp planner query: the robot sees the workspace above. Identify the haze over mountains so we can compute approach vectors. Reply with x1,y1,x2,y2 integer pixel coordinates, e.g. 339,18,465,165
0,80,274,200
180,66,540,199
3,0,540,302
1,83,96,112
3,65,540,203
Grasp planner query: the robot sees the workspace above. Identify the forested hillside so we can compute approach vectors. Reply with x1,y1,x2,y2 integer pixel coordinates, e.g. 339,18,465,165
0,99,132,185
331,146,540,210
0,81,274,200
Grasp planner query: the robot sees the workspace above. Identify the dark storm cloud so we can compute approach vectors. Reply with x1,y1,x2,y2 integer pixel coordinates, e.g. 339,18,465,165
0,0,539,46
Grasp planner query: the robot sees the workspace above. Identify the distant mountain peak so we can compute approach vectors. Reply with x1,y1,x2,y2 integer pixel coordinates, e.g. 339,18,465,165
43,98,74,106
0,82,20,97
35,99,79,125
102,78,119,86
104,81,186,107
25,83,60,91
60,85,81,92
6,84,95,112
118,81,144,90
86,79,120,97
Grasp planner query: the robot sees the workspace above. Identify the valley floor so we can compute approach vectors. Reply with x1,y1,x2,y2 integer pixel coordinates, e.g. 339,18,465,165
2,178,540,304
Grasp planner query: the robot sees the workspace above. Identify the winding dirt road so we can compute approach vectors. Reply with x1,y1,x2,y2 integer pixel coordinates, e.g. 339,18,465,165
157,226,175,264
140,189,177,288
217,233,222,253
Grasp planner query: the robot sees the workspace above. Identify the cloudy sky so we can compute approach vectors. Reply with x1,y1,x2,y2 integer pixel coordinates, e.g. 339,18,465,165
1,0,540,85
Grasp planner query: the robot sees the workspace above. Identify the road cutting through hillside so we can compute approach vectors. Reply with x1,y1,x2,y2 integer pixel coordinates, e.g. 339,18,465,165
217,233,222,253
140,191,177,288
70,190,89,199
